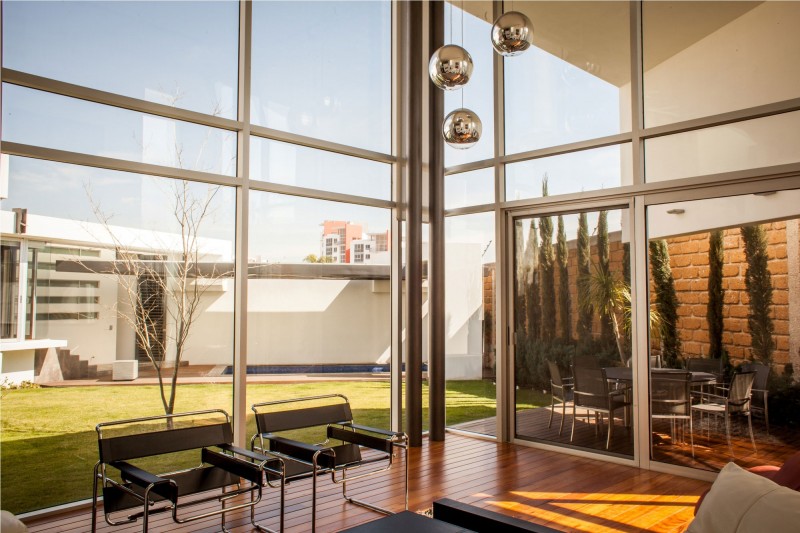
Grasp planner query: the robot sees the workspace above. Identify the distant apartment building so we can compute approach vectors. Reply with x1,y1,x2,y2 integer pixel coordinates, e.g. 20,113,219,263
319,223,391,264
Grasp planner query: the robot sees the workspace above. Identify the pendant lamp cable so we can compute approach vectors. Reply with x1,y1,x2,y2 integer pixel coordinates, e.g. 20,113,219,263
461,0,465,109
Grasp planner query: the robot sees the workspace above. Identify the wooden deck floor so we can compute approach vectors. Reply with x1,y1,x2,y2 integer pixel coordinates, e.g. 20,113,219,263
24,434,711,533
453,406,797,472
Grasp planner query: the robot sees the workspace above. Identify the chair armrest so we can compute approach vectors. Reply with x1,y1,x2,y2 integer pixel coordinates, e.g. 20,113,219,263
267,435,333,465
693,391,726,403
111,460,177,503
328,425,395,454
218,443,271,463
341,422,407,441
203,446,269,485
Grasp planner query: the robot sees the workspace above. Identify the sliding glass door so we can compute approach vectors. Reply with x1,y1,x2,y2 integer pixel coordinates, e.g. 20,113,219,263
512,206,634,458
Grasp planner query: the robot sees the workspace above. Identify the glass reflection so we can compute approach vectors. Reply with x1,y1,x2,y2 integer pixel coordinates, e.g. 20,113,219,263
647,191,800,472
514,207,633,457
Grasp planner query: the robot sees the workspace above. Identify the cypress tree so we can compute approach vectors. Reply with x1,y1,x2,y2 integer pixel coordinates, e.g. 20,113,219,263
597,210,614,346
706,230,725,359
741,224,775,364
539,178,556,341
526,219,541,340
622,241,632,351
649,239,681,367
577,212,593,343
557,215,572,342
514,220,526,332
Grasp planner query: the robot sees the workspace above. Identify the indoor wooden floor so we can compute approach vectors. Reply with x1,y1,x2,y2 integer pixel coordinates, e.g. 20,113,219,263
25,433,711,533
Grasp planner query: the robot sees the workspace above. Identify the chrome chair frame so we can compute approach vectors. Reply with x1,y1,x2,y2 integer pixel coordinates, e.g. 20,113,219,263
250,394,408,533
691,371,757,458
92,409,278,533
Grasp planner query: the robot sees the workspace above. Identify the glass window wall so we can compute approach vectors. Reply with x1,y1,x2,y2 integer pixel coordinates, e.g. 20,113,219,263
246,192,393,434
0,156,235,513
504,2,631,155
2,1,239,118
251,1,392,154
445,212,496,436
647,190,800,472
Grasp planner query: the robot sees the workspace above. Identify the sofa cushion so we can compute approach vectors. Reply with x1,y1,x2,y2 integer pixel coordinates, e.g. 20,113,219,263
770,451,800,490
688,462,800,533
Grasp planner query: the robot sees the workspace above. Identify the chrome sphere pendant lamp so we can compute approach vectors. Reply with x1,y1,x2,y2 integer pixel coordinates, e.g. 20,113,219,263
429,44,473,90
430,0,482,149
491,10,533,56
443,108,482,149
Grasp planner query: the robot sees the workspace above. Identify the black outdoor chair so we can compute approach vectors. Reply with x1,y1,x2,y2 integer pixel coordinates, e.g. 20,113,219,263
651,370,694,458
250,394,408,533
742,362,770,433
547,360,573,436
92,409,279,533
692,371,757,457
571,366,631,449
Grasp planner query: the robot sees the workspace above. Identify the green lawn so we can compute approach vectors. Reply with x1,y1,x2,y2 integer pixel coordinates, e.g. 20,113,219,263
0,380,544,514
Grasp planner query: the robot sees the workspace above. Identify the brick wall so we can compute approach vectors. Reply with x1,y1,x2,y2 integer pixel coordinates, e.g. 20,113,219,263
664,222,792,367
484,222,796,371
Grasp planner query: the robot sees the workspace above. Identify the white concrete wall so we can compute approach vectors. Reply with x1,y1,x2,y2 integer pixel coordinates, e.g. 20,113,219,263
35,247,119,366
0,349,35,385
444,243,484,380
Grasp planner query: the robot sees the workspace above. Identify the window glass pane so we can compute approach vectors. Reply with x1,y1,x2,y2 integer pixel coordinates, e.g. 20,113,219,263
2,84,237,176
506,144,631,201
647,190,800,472
251,138,391,200
2,1,239,119
246,192,392,435
444,2,495,167
0,156,235,513
445,213,496,436
643,2,800,128
445,168,494,209
645,111,800,183
514,208,633,457
504,2,631,155
251,2,391,154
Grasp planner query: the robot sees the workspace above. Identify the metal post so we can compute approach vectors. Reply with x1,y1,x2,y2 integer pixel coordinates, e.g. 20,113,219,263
428,0,445,441
406,0,424,447
232,0,252,448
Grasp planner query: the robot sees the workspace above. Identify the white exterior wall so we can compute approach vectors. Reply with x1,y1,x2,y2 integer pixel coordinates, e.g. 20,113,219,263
444,243,484,380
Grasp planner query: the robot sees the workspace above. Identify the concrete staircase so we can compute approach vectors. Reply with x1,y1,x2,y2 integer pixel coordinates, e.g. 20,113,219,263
41,348,100,380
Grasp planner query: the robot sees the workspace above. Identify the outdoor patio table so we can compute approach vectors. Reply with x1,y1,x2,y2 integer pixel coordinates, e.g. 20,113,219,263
600,367,716,427
603,367,716,384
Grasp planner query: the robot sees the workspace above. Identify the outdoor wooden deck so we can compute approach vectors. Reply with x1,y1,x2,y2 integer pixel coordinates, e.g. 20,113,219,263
454,406,797,473
24,433,711,533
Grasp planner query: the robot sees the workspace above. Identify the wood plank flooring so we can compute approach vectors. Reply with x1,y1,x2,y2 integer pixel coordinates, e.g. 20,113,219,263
455,407,798,472
24,434,711,533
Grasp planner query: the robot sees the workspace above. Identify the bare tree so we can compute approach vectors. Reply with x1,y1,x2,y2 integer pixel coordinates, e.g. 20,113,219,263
88,180,229,416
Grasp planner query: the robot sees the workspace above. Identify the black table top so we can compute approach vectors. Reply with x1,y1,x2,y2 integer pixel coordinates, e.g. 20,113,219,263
339,511,476,533
603,366,716,383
